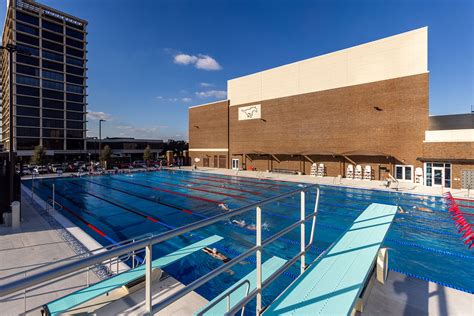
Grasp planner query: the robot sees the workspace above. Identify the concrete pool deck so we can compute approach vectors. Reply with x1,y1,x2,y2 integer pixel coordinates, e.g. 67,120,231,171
3,169,472,315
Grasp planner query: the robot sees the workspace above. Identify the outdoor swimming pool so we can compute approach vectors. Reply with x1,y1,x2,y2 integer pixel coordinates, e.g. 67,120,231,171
23,170,474,308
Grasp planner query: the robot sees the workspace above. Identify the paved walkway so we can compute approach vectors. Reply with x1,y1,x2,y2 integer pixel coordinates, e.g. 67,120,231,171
0,195,100,315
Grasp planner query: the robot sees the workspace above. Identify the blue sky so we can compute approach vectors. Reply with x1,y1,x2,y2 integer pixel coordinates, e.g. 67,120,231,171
2,0,473,140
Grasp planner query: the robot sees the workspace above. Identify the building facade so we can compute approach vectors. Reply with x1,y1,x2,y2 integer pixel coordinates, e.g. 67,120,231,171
189,27,474,189
1,0,87,157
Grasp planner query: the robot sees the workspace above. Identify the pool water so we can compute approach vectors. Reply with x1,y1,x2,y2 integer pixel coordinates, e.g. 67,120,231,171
24,170,474,308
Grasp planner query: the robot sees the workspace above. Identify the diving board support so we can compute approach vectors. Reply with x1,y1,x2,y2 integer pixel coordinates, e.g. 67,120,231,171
145,243,152,315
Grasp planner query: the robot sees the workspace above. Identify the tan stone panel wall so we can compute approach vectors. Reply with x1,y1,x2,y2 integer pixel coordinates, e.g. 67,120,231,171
189,101,229,150
229,73,429,171
452,163,474,189
228,27,428,106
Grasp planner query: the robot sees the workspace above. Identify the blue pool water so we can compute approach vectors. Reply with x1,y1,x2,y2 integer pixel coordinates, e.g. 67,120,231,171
24,170,474,306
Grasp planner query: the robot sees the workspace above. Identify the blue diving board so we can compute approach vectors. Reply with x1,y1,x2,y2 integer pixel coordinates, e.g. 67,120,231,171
195,256,287,315
44,235,223,316
264,203,397,315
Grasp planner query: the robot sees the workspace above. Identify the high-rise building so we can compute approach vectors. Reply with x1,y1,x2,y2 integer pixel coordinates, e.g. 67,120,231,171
1,0,87,157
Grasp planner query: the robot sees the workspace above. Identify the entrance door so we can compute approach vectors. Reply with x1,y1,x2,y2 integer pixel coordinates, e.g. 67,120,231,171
433,167,444,187
232,159,239,170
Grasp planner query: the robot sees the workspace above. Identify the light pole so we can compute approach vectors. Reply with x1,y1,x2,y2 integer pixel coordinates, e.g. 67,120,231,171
98,119,105,161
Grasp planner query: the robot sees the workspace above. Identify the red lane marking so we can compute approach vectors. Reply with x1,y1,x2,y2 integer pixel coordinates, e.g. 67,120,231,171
146,216,159,223
185,174,280,191
88,223,107,237
454,197,474,202
458,204,474,209
182,209,193,214
160,181,246,200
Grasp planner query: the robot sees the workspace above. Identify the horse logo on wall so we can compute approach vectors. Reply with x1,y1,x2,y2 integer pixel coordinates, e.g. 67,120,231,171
238,104,261,121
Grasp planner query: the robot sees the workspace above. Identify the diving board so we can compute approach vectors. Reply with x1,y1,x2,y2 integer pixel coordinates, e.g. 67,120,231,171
264,203,397,315
195,256,287,316
43,235,223,316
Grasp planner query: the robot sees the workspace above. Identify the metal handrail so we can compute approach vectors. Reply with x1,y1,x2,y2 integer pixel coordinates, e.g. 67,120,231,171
196,279,251,316
0,183,320,316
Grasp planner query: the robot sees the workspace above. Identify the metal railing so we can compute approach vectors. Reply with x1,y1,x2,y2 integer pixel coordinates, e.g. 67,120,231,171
0,183,320,315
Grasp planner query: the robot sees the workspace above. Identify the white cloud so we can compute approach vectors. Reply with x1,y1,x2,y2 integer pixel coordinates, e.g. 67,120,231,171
200,82,214,87
173,53,222,71
182,97,192,102
195,90,227,99
87,110,112,121
156,96,163,100
174,54,198,65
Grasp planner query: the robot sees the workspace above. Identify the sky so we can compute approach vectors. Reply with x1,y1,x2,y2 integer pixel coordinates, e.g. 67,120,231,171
1,0,473,140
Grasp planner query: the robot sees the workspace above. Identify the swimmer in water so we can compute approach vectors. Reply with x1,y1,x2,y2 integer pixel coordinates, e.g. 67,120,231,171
415,206,433,213
398,206,408,214
232,219,246,228
218,203,231,211
203,247,230,263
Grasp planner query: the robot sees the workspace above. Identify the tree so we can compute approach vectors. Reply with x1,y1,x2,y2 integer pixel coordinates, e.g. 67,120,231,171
30,145,46,166
143,145,152,166
100,145,112,169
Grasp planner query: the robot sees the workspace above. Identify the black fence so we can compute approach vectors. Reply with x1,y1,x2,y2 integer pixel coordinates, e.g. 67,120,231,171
0,165,21,224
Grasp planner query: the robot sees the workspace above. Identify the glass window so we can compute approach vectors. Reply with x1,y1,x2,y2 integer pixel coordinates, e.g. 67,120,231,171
43,109,64,119
42,60,63,72
16,33,39,46
17,96,40,107
66,74,83,84
67,120,83,130
66,93,83,102
16,85,39,96
405,166,412,181
16,11,39,26
16,22,39,36
42,50,63,62
43,138,63,150
43,99,64,110
16,138,40,150
16,116,39,127
16,106,39,117
66,28,84,40
425,163,432,186
43,80,64,91
395,165,413,181
66,84,83,94
42,89,64,100
66,47,83,58
42,30,63,43
43,128,64,138
16,74,39,86
16,44,39,56
66,56,83,67
66,102,83,111
67,129,83,138
16,54,39,66
66,65,84,76
42,70,64,81
66,37,83,49
42,20,63,33
395,166,403,180
17,127,40,137
66,111,83,120
17,64,39,76
43,119,63,128
42,40,63,52
67,139,84,150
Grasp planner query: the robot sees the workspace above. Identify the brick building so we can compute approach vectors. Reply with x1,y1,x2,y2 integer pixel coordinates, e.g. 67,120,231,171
189,27,473,189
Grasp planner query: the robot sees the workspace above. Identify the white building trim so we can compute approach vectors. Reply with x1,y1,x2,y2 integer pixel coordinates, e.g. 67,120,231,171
424,129,474,143
189,148,229,152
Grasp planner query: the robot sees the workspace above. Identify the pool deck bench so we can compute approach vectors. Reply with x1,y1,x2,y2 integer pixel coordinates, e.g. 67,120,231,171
264,203,398,315
42,235,223,316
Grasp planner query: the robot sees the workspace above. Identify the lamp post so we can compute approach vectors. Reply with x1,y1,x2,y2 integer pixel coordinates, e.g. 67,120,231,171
98,119,105,161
